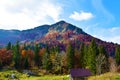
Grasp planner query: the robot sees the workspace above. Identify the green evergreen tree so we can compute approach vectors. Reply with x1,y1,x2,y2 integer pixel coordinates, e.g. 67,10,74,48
83,45,89,68
24,55,29,69
50,45,61,74
66,42,75,69
42,45,52,71
34,44,40,67
23,43,27,50
13,41,21,69
56,45,60,53
115,46,120,66
88,39,98,74
6,42,12,50
0,59,2,68
79,43,85,68
99,45,108,58
51,53,62,74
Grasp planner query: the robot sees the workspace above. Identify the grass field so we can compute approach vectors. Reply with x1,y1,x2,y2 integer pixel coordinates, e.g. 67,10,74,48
1,70,120,80
88,72,120,80
0,70,69,80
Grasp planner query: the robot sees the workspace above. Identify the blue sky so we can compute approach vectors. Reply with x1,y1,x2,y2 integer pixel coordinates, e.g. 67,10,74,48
0,0,120,43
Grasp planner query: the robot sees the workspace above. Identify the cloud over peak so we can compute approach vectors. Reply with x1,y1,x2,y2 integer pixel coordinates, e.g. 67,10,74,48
69,11,94,21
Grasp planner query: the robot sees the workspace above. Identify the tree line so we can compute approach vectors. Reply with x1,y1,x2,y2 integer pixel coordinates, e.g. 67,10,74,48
0,39,120,75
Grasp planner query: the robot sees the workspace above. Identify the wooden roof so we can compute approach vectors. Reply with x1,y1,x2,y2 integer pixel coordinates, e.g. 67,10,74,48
70,68,92,77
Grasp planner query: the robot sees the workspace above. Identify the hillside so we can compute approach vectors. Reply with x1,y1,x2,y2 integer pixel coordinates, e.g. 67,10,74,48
0,21,118,55
0,21,86,44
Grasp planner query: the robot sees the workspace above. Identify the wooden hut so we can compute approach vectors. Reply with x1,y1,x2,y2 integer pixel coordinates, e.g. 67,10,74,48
70,69,92,80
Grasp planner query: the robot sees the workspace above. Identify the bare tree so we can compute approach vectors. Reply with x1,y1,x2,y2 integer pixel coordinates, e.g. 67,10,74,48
108,57,117,80
109,57,117,73
96,53,106,75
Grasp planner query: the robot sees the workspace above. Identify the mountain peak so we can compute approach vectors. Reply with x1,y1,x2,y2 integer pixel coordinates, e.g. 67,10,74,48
56,20,67,24
51,20,67,26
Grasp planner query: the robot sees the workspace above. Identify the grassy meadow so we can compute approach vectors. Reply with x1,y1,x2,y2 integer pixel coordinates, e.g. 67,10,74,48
1,70,120,80
88,72,120,80
0,69,69,80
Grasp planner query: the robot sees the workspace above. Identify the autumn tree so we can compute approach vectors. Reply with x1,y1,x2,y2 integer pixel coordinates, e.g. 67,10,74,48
21,49,29,69
61,51,67,74
0,49,12,66
109,57,117,73
21,49,27,58
27,49,34,67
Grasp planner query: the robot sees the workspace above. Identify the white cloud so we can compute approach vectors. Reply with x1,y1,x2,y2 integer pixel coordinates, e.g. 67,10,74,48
88,26,120,44
109,27,120,32
69,11,94,21
0,0,62,30
100,36,120,44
